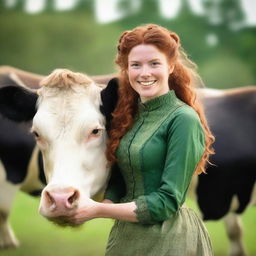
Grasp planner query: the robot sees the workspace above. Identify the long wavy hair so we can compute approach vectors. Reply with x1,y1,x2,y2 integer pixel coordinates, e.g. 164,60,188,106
107,24,215,174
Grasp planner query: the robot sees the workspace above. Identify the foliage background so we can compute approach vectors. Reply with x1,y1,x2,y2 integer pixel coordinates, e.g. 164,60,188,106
1,0,256,88
0,0,255,255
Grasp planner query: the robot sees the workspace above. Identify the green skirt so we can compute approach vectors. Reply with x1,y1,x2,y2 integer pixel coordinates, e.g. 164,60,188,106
105,206,213,256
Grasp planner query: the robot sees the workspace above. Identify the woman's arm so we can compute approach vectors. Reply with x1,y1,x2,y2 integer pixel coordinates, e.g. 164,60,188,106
97,201,138,222
101,199,114,204
68,199,138,225
134,108,205,224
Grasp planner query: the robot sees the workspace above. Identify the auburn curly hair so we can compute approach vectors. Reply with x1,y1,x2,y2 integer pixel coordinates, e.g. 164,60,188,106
106,24,215,174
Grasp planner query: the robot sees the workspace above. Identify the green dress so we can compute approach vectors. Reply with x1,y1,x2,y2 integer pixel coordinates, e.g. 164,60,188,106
104,91,213,256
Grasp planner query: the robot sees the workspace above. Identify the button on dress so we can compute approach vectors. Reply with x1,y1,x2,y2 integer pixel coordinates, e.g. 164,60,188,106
104,91,213,256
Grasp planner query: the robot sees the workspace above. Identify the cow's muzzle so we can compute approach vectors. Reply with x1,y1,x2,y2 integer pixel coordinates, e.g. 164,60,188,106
39,186,80,222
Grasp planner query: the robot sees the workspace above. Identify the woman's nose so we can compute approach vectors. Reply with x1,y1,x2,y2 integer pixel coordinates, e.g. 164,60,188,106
140,66,151,77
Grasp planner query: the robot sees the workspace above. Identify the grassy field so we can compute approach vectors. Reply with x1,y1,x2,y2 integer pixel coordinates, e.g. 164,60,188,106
1,192,255,256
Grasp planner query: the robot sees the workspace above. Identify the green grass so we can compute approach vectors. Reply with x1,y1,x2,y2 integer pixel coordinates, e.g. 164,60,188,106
2,193,112,256
186,200,256,256
1,193,255,256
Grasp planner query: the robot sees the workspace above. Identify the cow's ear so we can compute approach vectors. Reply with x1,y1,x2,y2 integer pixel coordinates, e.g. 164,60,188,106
0,85,38,121
100,78,119,125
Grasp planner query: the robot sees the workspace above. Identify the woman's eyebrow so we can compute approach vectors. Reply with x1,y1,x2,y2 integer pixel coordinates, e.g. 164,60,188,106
150,58,161,62
129,58,161,62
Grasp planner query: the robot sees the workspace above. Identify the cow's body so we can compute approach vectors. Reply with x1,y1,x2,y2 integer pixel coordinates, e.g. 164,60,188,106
0,115,45,248
0,67,255,256
0,73,46,248
196,87,256,256
198,87,256,220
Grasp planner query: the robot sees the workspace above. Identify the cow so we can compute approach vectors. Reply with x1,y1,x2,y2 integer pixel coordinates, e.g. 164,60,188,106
0,66,255,256
196,87,256,256
0,75,46,248
0,121,45,248
0,68,118,248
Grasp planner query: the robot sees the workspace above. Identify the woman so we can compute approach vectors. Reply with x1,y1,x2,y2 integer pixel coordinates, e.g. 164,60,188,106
70,24,215,256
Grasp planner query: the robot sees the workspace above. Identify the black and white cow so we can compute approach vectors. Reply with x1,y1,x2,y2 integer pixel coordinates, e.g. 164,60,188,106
0,75,46,248
196,87,256,256
0,67,255,256
0,69,117,248
0,116,46,248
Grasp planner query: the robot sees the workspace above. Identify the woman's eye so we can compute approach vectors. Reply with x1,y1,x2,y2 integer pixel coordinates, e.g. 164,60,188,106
152,62,160,66
131,63,139,67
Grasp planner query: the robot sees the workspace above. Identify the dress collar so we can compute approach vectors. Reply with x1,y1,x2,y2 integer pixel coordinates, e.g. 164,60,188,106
138,90,181,112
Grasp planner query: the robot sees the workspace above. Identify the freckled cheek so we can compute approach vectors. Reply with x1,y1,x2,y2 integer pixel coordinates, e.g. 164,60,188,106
129,80,139,92
128,75,140,91
128,69,140,81
152,69,164,77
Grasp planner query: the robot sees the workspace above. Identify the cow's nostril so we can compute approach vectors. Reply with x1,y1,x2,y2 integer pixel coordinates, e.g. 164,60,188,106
46,191,53,203
43,188,80,211
44,191,57,211
67,190,79,206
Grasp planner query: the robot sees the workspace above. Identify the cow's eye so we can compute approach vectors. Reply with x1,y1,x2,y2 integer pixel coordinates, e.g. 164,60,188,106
32,131,40,138
92,129,99,135
88,127,105,140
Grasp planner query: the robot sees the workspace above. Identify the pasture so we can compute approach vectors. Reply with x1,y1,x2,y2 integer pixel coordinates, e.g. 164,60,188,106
1,192,255,256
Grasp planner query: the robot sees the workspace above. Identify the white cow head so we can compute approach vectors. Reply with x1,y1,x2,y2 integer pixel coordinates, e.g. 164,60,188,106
31,69,110,224
0,69,120,226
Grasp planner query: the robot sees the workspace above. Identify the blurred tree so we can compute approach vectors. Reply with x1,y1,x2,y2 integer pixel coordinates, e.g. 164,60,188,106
0,1,5,13
140,0,161,21
197,0,256,87
200,53,254,88
118,0,131,11
44,0,55,13
76,0,94,13
0,0,255,87
221,0,244,29
117,0,142,17
203,0,245,29
12,0,25,11
116,0,164,30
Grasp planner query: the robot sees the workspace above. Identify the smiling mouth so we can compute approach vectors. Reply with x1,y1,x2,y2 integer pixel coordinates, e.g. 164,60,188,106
138,80,157,86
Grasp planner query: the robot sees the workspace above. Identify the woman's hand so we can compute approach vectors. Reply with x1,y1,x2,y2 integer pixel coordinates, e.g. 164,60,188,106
101,199,114,204
67,198,100,225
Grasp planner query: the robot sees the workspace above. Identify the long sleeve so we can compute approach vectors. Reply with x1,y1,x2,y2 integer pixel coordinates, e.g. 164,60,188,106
134,110,205,224
104,163,126,203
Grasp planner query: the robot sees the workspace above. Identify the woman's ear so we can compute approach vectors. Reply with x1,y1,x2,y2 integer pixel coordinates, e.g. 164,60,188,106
169,65,174,74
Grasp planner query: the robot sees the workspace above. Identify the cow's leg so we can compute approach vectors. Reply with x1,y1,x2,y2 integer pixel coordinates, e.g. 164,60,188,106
0,184,20,248
0,209,19,249
224,213,246,256
0,162,20,248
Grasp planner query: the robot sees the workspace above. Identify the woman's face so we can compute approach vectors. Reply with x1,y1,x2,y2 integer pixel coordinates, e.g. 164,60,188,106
127,44,173,103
